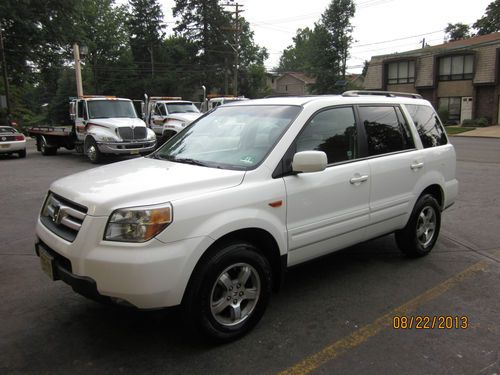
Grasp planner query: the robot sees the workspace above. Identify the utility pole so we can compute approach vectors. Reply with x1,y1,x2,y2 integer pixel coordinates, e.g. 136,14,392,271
73,43,84,97
0,24,12,125
222,1,243,96
420,38,426,48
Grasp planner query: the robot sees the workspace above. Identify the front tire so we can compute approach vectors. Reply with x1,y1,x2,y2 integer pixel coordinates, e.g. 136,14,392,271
85,137,103,164
183,242,272,343
395,194,441,257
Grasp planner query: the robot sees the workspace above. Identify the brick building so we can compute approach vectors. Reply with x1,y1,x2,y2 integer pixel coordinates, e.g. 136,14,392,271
364,32,500,124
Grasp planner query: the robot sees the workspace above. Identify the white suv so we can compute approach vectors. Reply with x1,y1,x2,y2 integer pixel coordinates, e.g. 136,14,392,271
35,91,458,342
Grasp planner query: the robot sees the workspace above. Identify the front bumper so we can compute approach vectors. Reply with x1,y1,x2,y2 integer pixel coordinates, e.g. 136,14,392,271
96,140,156,155
35,216,214,309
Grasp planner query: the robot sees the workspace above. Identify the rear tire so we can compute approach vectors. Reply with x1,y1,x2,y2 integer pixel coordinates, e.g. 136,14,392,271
18,149,26,158
395,194,441,257
183,242,272,343
39,136,57,156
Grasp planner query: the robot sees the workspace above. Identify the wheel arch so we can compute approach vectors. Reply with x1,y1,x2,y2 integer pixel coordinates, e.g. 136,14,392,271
182,227,286,305
419,184,444,209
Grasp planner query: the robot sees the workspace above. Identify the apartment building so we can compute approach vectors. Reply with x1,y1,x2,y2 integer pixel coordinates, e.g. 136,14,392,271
364,32,500,124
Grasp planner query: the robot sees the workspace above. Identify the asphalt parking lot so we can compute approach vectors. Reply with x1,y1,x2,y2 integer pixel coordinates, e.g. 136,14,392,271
1,138,499,375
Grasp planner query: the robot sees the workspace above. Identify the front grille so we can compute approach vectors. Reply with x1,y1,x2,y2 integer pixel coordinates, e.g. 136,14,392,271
40,192,88,242
118,127,147,141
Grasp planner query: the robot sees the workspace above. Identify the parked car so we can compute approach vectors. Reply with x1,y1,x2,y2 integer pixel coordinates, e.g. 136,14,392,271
0,126,26,158
35,91,457,342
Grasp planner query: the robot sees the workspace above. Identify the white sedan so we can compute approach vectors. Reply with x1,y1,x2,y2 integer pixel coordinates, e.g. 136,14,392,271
0,126,26,158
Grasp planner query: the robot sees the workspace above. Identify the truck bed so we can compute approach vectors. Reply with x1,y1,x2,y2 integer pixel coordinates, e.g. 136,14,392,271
28,125,73,137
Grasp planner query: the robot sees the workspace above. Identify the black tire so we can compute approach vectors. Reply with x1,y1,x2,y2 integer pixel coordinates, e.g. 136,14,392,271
39,136,57,156
183,242,272,343
18,149,26,158
85,137,103,164
395,194,441,257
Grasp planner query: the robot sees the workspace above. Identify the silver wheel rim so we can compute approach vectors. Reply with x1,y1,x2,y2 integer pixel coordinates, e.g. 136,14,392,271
41,138,46,152
87,144,97,161
416,206,437,248
210,263,261,327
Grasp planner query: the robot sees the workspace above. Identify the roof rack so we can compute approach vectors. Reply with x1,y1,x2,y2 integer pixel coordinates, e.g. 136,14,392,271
342,90,422,99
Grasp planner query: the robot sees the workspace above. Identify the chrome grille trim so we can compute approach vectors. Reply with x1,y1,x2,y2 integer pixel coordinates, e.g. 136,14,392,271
40,192,88,242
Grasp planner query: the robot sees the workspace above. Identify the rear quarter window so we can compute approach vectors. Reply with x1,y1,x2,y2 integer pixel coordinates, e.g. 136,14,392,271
358,106,415,156
405,104,447,148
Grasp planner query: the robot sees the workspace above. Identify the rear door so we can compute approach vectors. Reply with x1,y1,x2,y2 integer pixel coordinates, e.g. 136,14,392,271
357,105,424,238
284,106,371,266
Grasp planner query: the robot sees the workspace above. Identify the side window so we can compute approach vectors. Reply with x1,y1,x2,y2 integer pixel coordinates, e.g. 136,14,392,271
77,100,84,118
405,104,447,148
359,106,414,156
296,107,358,164
155,104,167,116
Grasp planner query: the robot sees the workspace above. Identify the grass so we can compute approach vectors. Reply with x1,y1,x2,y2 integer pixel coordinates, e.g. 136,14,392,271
445,126,475,136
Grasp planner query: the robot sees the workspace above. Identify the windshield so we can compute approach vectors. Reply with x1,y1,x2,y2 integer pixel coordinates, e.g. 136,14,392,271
87,100,137,119
166,103,200,114
153,105,301,170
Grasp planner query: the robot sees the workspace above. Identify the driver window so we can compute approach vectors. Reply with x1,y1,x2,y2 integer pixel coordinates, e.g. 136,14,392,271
155,103,167,116
296,107,358,164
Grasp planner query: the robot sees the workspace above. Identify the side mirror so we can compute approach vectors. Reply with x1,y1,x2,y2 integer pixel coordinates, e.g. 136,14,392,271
292,151,327,173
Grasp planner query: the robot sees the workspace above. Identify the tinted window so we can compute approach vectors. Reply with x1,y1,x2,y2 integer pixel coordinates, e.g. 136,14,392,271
297,107,358,164
156,103,167,116
359,106,414,156
405,104,447,148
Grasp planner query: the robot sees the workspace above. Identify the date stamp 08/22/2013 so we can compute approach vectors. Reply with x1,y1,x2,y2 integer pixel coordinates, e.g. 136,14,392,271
393,316,469,330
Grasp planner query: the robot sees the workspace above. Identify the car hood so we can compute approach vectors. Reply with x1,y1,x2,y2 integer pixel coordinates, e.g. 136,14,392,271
166,113,202,124
49,157,245,216
89,117,146,129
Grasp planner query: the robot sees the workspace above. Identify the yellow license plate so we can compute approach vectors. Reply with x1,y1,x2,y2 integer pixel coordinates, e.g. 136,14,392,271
130,150,139,155
39,248,55,280
0,144,9,149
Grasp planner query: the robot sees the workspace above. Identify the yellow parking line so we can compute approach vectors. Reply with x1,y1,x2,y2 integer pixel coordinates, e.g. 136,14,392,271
278,260,489,375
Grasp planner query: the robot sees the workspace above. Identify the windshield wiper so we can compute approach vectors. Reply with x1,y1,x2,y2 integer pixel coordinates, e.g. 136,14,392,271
173,157,209,167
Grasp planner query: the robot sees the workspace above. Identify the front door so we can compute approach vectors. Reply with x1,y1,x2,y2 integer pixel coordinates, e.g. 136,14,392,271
284,106,370,266
460,97,472,124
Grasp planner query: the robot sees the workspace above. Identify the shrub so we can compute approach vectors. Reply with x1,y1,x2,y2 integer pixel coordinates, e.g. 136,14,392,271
462,119,475,127
475,117,489,127
437,108,450,124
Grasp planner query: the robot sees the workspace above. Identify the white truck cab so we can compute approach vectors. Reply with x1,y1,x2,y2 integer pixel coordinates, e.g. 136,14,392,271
69,96,156,163
145,96,202,141
36,91,458,343
204,96,249,112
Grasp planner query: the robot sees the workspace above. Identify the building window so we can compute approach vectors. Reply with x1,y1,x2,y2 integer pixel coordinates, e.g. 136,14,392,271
387,61,415,84
438,97,461,124
439,55,473,81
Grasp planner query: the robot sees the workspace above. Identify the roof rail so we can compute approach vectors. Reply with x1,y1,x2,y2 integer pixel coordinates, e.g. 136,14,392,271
342,90,422,99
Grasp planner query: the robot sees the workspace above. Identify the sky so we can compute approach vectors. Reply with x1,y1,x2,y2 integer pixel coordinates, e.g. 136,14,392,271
155,0,493,73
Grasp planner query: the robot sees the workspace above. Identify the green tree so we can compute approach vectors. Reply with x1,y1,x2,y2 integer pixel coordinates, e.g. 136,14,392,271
321,0,356,80
277,28,316,73
445,23,471,41
74,0,130,95
474,0,500,35
128,0,166,80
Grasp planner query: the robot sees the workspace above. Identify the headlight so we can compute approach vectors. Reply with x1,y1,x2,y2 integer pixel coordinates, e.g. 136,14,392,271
100,136,117,142
104,203,173,242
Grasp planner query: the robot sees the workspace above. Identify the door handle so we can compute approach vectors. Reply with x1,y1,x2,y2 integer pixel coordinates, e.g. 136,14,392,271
411,162,424,170
349,175,369,184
